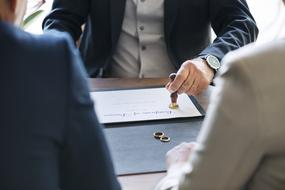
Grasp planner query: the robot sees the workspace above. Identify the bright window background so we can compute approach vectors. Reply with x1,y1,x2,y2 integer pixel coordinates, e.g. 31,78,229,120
25,0,285,43
248,0,285,43
24,0,53,34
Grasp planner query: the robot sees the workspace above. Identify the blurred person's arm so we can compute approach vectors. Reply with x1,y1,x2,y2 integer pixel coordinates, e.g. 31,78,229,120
167,0,259,96
199,0,258,60
157,54,263,190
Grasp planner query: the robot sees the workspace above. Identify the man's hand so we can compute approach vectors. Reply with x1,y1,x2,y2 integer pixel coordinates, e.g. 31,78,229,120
166,142,197,172
166,58,214,96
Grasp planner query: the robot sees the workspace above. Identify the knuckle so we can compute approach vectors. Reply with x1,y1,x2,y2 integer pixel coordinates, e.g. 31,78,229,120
170,83,179,91
187,89,195,96
176,74,185,82
201,82,208,89
182,61,194,70
166,150,172,156
182,61,190,67
181,82,190,90
200,80,209,89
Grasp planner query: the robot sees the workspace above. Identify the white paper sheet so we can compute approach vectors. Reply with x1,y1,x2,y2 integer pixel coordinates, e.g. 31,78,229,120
90,87,202,124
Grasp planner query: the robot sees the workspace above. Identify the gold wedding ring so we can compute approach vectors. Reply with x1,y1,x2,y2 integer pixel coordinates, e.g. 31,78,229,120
160,136,171,143
153,131,171,143
153,132,165,139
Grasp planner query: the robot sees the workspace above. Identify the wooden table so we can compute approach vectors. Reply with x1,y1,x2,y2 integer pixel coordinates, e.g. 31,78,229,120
89,78,213,190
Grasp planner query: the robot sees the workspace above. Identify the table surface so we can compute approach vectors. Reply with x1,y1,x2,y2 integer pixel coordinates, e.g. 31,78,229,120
89,78,213,190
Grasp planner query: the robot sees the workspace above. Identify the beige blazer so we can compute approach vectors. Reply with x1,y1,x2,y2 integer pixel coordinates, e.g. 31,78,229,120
156,39,285,190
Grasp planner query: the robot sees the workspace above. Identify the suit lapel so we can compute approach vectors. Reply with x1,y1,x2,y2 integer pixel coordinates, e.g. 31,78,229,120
110,0,127,47
164,0,179,41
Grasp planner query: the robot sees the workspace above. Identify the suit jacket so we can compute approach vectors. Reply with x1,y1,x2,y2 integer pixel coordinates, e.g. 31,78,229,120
43,0,258,77
0,21,120,190
155,39,285,190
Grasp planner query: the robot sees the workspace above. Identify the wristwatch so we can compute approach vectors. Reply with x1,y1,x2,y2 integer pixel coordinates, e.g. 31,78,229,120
201,55,221,72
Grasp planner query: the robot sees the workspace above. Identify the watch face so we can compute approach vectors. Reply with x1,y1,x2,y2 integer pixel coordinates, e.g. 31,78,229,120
206,55,221,70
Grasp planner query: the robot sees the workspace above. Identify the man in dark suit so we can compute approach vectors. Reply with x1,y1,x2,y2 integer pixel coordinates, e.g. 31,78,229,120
0,0,121,189
43,0,258,96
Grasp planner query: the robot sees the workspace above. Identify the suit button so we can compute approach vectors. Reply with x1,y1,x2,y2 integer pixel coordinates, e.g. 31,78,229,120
141,45,146,51
139,26,144,31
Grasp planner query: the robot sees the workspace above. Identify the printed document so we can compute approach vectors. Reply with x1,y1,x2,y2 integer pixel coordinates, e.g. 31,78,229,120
90,87,202,124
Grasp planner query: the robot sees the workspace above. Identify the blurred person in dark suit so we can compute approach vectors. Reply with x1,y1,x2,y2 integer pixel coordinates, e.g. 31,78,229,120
0,0,120,189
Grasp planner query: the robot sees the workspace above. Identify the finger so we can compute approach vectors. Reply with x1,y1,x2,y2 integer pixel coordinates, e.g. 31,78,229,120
184,76,197,95
166,146,180,157
186,67,211,95
176,63,199,94
189,76,209,96
177,72,196,94
192,82,199,96
196,80,208,95
165,82,171,91
179,142,190,147
187,78,199,96
188,142,198,148
168,65,190,93
178,143,195,154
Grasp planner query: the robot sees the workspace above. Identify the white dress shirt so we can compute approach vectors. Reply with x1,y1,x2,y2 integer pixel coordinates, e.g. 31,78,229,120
107,0,176,78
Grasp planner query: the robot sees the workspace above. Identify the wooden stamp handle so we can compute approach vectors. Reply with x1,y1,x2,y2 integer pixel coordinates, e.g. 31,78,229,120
168,73,178,105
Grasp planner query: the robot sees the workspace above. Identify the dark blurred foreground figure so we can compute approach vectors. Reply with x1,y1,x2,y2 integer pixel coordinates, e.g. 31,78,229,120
155,1,285,189
43,0,258,96
0,0,121,189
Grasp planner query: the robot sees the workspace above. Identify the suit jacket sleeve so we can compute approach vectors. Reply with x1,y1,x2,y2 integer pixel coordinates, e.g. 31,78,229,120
42,0,90,41
199,0,258,61
156,55,264,190
60,36,121,190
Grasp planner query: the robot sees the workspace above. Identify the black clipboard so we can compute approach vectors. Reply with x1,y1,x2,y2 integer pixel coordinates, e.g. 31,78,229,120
96,86,205,176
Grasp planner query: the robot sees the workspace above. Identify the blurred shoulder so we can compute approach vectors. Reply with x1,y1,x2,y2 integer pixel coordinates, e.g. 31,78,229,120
219,39,285,79
0,22,76,58
24,29,76,54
